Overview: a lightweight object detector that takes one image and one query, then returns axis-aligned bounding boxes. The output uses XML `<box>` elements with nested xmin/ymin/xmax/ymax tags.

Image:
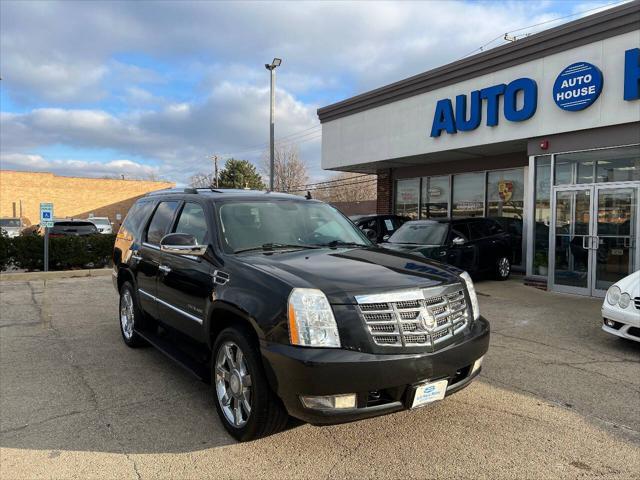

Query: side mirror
<box><xmin>160</xmin><ymin>233</ymin><xmax>207</xmax><ymax>256</ymax></box>
<box><xmin>362</xmin><ymin>228</ymin><xmax>377</xmax><ymax>242</ymax></box>
<box><xmin>382</xmin><ymin>234</ymin><xmax>390</xmax><ymax>242</ymax></box>
<box><xmin>452</xmin><ymin>237</ymin><xmax>466</xmax><ymax>246</ymax></box>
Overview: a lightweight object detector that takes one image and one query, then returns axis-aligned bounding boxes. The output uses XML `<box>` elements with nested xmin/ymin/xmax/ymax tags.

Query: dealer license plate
<box><xmin>411</xmin><ymin>379</ymin><xmax>448</xmax><ymax>408</ymax></box>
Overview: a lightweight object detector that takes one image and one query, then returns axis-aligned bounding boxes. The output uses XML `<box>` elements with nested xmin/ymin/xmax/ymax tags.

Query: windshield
<box><xmin>218</xmin><ymin>200</ymin><xmax>370</xmax><ymax>253</ymax></box>
<box><xmin>388</xmin><ymin>222</ymin><xmax>449</xmax><ymax>245</ymax></box>
<box><xmin>0</xmin><ymin>219</ymin><xmax>20</xmax><ymax>227</ymax></box>
<box><xmin>89</xmin><ymin>218</ymin><xmax>110</xmax><ymax>225</ymax></box>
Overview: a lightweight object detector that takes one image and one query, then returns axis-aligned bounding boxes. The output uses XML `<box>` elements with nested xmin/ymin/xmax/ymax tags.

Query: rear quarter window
<box><xmin>120</xmin><ymin>201</ymin><xmax>154</xmax><ymax>239</ymax></box>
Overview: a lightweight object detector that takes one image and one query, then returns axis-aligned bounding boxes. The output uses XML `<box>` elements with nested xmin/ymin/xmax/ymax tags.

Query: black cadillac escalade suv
<box><xmin>113</xmin><ymin>188</ymin><xmax>490</xmax><ymax>441</ymax></box>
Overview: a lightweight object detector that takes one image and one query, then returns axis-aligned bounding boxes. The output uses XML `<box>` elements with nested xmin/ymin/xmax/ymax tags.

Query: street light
<box><xmin>265</xmin><ymin>58</ymin><xmax>282</xmax><ymax>191</ymax></box>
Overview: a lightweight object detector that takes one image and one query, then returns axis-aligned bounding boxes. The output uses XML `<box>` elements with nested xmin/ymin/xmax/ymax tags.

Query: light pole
<box><xmin>265</xmin><ymin>57</ymin><xmax>282</xmax><ymax>191</ymax></box>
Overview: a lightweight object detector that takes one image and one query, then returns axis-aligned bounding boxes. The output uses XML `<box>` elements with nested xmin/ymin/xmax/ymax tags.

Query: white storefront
<box><xmin>318</xmin><ymin>3</ymin><xmax>640</xmax><ymax>296</ymax></box>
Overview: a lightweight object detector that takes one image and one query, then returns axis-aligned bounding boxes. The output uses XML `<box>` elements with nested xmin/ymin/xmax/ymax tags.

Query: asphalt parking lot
<box><xmin>1</xmin><ymin>275</ymin><xmax>639</xmax><ymax>479</ymax></box>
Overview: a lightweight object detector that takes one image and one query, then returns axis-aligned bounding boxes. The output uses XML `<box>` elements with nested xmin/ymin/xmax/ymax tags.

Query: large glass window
<box><xmin>452</xmin><ymin>172</ymin><xmax>485</xmax><ymax>218</ymax></box>
<box><xmin>421</xmin><ymin>176</ymin><xmax>449</xmax><ymax>218</ymax></box>
<box><xmin>395</xmin><ymin>178</ymin><xmax>420</xmax><ymax>219</ymax></box>
<box><xmin>555</xmin><ymin>145</ymin><xmax>640</xmax><ymax>185</ymax></box>
<box><xmin>533</xmin><ymin>156</ymin><xmax>551</xmax><ymax>276</ymax></box>
<box><xmin>487</xmin><ymin>168</ymin><xmax>524</xmax><ymax>266</ymax></box>
<box><xmin>596</xmin><ymin>145</ymin><xmax>640</xmax><ymax>183</ymax></box>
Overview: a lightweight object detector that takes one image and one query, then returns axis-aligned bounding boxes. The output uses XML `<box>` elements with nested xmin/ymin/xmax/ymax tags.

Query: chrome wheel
<box><xmin>120</xmin><ymin>289</ymin><xmax>135</xmax><ymax>340</ymax></box>
<box><xmin>215</xmin><ymin>341</ymin><xmax>252</xmax><ymax>428</ymax></box>
<box><xmin>498</xmin><ymin>257</ymin><xmax>510</xmax><ymax>278</ymax></box>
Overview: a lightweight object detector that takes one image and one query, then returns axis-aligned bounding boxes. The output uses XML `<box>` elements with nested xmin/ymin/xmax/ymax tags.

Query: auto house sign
<box><xmin>553</xmin><ymin>61</ymin><xmax>603</xmax><ymax>111</ymax></box>
<box><xmin>429</xmin><ymin>48</ymin><xmax>640</xmax><ymax>138</ymax></box>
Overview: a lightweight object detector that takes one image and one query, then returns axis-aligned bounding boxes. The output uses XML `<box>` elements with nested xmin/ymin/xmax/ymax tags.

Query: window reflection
<box><xmin>452</xmin><ymin>173</ymin><xmax>484</xmax><ymax>218</ymax></box>
<box><xmin>395</xmin><ymin>178</ymin><xmax>420</xmax><ymax>219</ymax></box>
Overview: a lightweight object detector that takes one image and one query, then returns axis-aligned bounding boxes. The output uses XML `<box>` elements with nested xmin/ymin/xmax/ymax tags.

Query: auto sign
<box><xmin>553</xmin><ymin>62</ymin><xmax>603</xmax><ymax>111</ymax></box>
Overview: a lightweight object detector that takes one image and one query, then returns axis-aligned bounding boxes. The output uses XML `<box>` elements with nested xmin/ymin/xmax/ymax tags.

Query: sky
<box><xmin>0</xmin><ymin>0</ymin><xmax>626</xmax><ymax>186</ymax></box>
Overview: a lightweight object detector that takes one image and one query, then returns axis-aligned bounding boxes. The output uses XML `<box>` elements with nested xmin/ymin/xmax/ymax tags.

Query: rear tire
<box><xmin>119</xmin><ymin>282</ymin><xmax>147</xmax><ymax>347</ymax></box>
<box><xmin>212</xmin><ymin>326</ymin><xmax>288</xmax><ymax>441</ymax></box>
<box><xmin>495</xmin><ymin>256</ymin><xmax>511</xmax><ymax>281</ymax></box>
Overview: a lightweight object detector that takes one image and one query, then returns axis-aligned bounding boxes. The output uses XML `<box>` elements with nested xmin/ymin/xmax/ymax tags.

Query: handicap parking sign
<box><xmin>40</xmin><ymin>203</ymin><xmax>54</xmax><ymax>228</ymax></box>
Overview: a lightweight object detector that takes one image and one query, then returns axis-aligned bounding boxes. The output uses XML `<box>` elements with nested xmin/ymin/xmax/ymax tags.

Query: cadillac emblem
<box><xmin>418</xmin><ymin>309</ymin><xmax>437</xmax><ymax>331</ymax></box>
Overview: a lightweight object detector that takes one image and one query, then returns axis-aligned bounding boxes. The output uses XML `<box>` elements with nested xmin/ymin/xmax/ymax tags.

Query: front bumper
<box><xmin>602</xmin><ymin>304</ymin><xmax>640</xmax><ymax>342</ymax></box>
<box><xmin>261</xmin><ymin>316</ymin><xmax>490</xmax><ymax>424</ymax></box>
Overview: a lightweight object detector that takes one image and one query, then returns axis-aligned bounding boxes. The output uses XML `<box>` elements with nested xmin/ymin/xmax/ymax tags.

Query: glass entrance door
<box><xmin>551</xmin><ymin>184</ymin><xmax>639</xmax><ymax>296</ymax></box>
<box><xmin>551</xmin><ymin>188</ymin><xmax>593</xmax><ymax>295</ymax></box>
<box><xmin>592</xmin><ymin>186</ymin><xmax>637</xmax><ymax>295</ymax></box>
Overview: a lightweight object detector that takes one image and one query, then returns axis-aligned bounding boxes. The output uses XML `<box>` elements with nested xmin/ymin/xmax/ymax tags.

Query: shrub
<box><xmin>0</xmin><ymin>231</ymin><xmax>13</xmax><ymax>272</ymax></box>
<box><xmin>2</xmin><ymin>234</ymin><xmax>116</xmax><ymax>272</ymax></box>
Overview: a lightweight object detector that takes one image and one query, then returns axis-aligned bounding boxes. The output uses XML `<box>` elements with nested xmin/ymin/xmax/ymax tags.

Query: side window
<box><xmin>450</xmin><ymin>224</ymin><xmax>469</xmax><ymax>242</ymax></box>
<box><xmin>363</xmin><ymin>219</ymin><xmax>377</xmax><ymax>230</ymax></box>
<box><xmin>468</xmin><ymin>221</ymin><xmax>491</xmax><ymax>240</ymax></box>
<box><xmin>145</xmin><ymin>201</ymin><xmax>179</xmax><ymax>245</ymax></box>
<box><xmin>486</xmin><ymin>219</ymin><xmax>504</xmax><ymax>236</ymax></box>
<box><xmin>174</xmin><ymin>202</ymin><xmax>208</xmax><ymax>245</ymax></box>
<box><xmin>121</xmin><ymin>201</ymin><xmax>153</xmax><ymax>238</ymax></box>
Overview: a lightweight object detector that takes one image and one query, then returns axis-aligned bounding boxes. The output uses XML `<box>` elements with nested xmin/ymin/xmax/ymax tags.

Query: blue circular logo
<box><xmin>553</xmin><ymin>62</ymin><xmax>603</xmax><ymax>111</ymax></box>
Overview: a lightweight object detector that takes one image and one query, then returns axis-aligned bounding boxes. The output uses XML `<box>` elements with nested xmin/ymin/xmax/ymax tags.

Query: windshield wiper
<box><xmin>318</xmin><ymin>240</ymin><xmax>366</xmax><ymax>248</ymax></box>
<box><xmin>233</xmin><ymin>243</ymin><xmax>320</xmax><ymax>254</ymax></box>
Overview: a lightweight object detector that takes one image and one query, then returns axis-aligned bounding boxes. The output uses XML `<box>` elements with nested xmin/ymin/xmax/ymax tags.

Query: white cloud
<box><xmin>0</xmin><ymin>0</ymin><xmax>620</xmax><ymax>183</ymax></box>
<box><xmin>0</xmin><ymin>153</ymin><xmax>160</xmax><ymax>179</ymax></box>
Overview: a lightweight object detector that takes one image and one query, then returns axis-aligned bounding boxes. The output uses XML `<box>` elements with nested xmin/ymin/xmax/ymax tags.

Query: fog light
<box><xmin>604</xmin><ymin>318</ymin><xmax>615</xmax><ymax>328</ymax></box>
<box><xmin>471</xmin><ymin>356</ymin><xmax>484</xmax><ymax>376</ymax></box>
<box><xmin>300</xmin><ymin>394</ymin><xmax>356</xmax><ymax>410</ymax></box>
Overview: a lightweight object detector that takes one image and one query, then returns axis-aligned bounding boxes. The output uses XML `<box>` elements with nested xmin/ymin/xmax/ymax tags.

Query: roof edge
<box><xmin>317</xmin><ymin>1</ymin><xmax>640</xmax><ymax>123</ymax></box>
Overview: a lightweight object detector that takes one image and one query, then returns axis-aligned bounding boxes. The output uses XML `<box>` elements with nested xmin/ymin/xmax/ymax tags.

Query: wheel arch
<box><xmin>116</xmin><ymin>266</ymin><xmax>136</xmax><ymax>293</ymax></box>
<box><xmin>206</xmin><ymin>301</ymin><xmax>264</xmax><ymax>350</ymax></box>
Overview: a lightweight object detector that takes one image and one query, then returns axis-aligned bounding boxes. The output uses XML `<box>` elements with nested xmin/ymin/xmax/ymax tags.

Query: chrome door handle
<box><xmin>130</xmin><ymin>251</ymin><xmax>143</xmax><ymax>261</ymax></box>
<box><xmin>158</xmin><ymin>265</ymin><xmax>171</xmax><ymax>274</ymax></box>
<box><xmin>582</xmin><ymin>236</ymin><xmax>589</xmax><ymax>249</ymax></box>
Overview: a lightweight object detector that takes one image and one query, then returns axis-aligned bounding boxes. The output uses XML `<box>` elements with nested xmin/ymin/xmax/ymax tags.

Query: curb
<box><xmin>0</xmin><ymin>269</ymin><xmax>113</xmax><ymax>282</ymax></box>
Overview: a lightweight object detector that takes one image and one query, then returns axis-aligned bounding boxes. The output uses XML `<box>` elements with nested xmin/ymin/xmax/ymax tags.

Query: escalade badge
<box><xmin>419</xmin><ymin>310</ymin><xmax>437</xmax><ymax>331</ymax></box>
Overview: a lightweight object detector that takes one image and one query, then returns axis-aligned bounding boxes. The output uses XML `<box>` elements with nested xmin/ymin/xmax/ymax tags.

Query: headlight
<box><xmin>618</xmin><ymin>293</ymin><xmax>631</xmax><ymax>309</ymax></box>
<box><xmin>460</xmin><ymin>272</ymin><xmax>480</xmax><ymax>321</ymax></box>
<box><xmin>606</xmin><ymin>285</ymin><xmax>621</xmax><ymax>306</ymax></box>
<box><xmin>288</xmin><ymin>288</ymin><xmax>341</xmax><ymax>348</ymax></box>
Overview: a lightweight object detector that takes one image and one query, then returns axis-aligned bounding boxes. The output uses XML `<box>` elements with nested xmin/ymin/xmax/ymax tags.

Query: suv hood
<box><xmin>238</xmin><ymin>247</ymin><xmax>461</xmax><ymax>304</ymax></box>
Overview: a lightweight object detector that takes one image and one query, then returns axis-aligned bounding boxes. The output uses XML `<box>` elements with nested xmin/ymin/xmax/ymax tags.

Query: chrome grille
<box><xmin>355</xmin><ymin>285</ymin><xmax>469</xmax><ymax>348</ymax></box>
<box><xmin>634</xmin><ymin>297</ymin><xmax>640</xmax><ymax>310</ymax></box>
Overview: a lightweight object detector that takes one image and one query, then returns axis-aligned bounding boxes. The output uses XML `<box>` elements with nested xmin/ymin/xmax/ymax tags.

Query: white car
<box><xmin>602</xmin><ymin>270</ymin><xmax>640</xmax><ymax>342</ymax></box>
<box><xmin>0</xmin><ymin>218</ymin><xmax>22</xmax><ymax>238</ymax></box>
<box><xmin>87</xmin><ymin>217</ymin><xmax>113</xmax><ymax>234</ymax></box>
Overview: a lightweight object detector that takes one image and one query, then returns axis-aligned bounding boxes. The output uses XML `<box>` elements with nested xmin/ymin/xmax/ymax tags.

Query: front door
<box><xmin>551</xmin><ymin>184</ymin><xmax>639</xmax><ymax>296</ymax></box>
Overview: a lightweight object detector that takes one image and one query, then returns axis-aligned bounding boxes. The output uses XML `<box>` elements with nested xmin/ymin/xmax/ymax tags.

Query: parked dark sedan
<box><xmin>350</xmin><ymin>214</ymin><xmax>410</xmax><ymax>243</ymax></box>
<box><xmin>381</xmin><ymin>218</ymin><xmax>512</xmax><ymax>280</ymax></box>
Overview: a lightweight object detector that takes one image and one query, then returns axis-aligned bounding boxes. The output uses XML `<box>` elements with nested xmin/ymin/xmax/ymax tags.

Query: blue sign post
<box><xmin>553</xmin><ymin>62</ymin><xmax>603</xmax><ymax>111</ymax></box>
<box><xmin>40</xmin><ymin>203</ymin><xmax>54</xmax><ymax>272</ymax></box>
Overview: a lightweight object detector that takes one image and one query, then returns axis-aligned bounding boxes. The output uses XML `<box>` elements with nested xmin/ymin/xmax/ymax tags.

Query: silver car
<box><xmin>0</xmin><ymin>218</ymin><xmax>22</xmax><ymax>238</ymax></box>
<box><xmin>87</xmin><ymin>217</ymin><xmax>113</xmax><ymax>234</ymax></box>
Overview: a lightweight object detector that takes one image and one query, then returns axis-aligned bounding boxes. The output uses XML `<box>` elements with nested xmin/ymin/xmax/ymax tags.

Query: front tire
<box><xmin>119</xmin><ymin>282</ymin><xmax>147</xmax><ymax>347</ymax></box>
<box><xmin>495</xmin><ymin>256</ymin><xmax>511</xmax><ymax>281</ymax></box>
<box><xmin>212</xmin><ymin>327</ymin><xmax>288</xmax><ymax>441</ymax></box>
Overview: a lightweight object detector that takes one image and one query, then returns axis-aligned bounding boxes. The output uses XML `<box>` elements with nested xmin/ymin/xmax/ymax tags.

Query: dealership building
<box><xmin>318</xmin><ymin>2</ymin><xmax>640</xmax><ymax>297</ymax></box>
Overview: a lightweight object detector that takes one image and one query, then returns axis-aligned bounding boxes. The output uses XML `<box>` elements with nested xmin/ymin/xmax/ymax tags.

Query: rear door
<box><xmin>155</xmin><ymin>201</ymin><xmax>215</xmax><ymax>340</ymax></box>
<box><xmin>137</xmin><ymin>200</ymin><xmax>181</xmax><ymax>319</ymax></box>
<box><xmin>468</xmin><ymin>220</ymin><xmax>495</xmax><ymax>271</ymax></box>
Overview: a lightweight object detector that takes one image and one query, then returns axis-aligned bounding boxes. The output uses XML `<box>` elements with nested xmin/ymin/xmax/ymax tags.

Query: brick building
<box><xmin>0</xmin><ymin>170</ymin><xmax>174</xmax><ymax>229</ymax></box>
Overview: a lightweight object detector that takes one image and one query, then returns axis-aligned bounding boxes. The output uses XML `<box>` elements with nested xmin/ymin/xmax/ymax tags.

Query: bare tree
<box><xmin>262</xmin><ymin>145</ymin><xmax>308</xmax><ymax>193</ymax></box>
<box><xmin>189</xmin><ymin>172</ymin><xmax>216</xmax><ymax>188</ymax></box>
<box><xmin>313</xmin><ymin>172</ymin><xmax>377</xmax><ymax>203</ymax></box>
